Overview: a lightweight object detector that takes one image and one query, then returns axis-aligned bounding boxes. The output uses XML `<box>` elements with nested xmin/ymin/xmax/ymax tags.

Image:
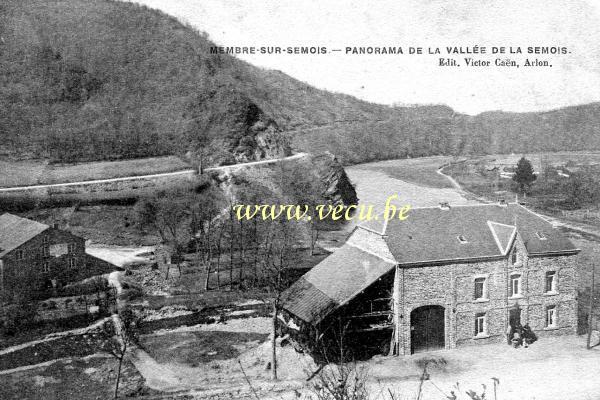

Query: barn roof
<box><xmin>281</xmin><ymin>244</ymin><xmax>395</xmax><ymax>324</ymax></box>
<box><xmin>0</xmin><ymin>213</ymin><xmax>49</xmax><ymax>258</ymax></box>
<box><xmin>281</xmin><ymin>203</ymin><xmax>578</xmax><ymax>325</ymax></box>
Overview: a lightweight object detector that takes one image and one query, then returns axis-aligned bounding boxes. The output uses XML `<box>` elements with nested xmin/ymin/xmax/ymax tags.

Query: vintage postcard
<box><xmin>1</xmin><ymin>1</ymin><xmax>599</xmax><ymax>399</ymax></box>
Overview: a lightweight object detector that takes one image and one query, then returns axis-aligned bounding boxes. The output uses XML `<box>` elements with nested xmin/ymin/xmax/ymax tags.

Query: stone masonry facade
<box><xmin>395</xmin><ymin>233</ymin><xmax>578</xmax><ymax>355</ymax></box>
<box><xmin>0</xmin><ymin>227</ymin><xmax>115</xmax><ymax>304</ymax></box>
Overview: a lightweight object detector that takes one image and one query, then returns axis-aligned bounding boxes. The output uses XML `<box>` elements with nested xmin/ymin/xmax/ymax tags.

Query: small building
<box><xmin>280</xmin><ymin>203</ymin><xmax>580</xmax><ymax>359</ymax></box>
<box><xmin>0</xmin><ymin>213</ymin><xmax>116</xmax><ymax>304</ymax></box>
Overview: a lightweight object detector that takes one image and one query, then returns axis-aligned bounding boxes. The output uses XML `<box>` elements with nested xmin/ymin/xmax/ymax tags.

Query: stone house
<box><xmin>0</xmin><ymin>213</ymin><xmax>117</xmax><ymax>304</ymax></box>
<box><xmin>280</xmin><ymin>203</ymin><xmax>580</xmax><ymax>358</ymax></box>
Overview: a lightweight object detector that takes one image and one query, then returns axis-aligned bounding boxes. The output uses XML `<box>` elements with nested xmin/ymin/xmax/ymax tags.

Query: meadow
<box><xmin>0</xmin><ymin>156</ymin><xmax>191</xmax><ymax>188</ymax></box>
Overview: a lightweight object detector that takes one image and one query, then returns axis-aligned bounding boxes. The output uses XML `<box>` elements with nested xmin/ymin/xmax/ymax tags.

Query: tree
<box><xmin>279</xmin><ymin>160</ymin><xmax>328</xmax><ymax>256</ymax></box>
<box><xmin>187</xmin><ymin>182</ymin><xmax>225</xmax><ymax>290</ymax></box>
<box><xmin>134</xmin><ymin>185</ymin><xmax>196</xmax><ymax>279</ymax></box>
<box><xmin>260</xmin><ymin>217</ymin><xmax>304</xmax><ymax>380</ymax></box>
<box><xmin>512</xmin><ymin>157</ymin><xmax>537</xmax><ymax>194</ymax></box>
<box><xmin>308</xmin><ymin>322</ymin><xmax>369</xmax><ymax>400</ymax></box>
<box><xmin>563</xmin><ymin>168</ymin><xmax>599</xmax><ymax>208</ymax></box>
<box><xmin>100</xmin><ymin>308</ymin><xmax>141</xmax><ymax>399</ymax></box>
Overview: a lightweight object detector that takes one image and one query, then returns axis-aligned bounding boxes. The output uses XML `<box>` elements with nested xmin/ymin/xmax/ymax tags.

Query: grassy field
<box><xmin>484</xmin><ymin>151</ymin><xmax>600</xmax><ymax>169</ymax></box>
<box><xmin>141</xmin><ymin>330</ymin><xmax>269</xmax><ymax>365</ymax></box>
<box><xmin>0</xmin><ymin>160</ymin><xmax>49</xmax><ymax>187</ymax></box>
<box><xmin>443</xmin><ymin>151</ymin><xmax>600</xmax><ymax>215</ymax></box>
<box><xmin>0</xmin><ymin>355</ymin><xmax>148</xmax><ymax>400</ymax></box>
<box><xmin>0</xmin><ymin>156</ymin><xmax>191</xmax><ymax>188</ymax></box>
<box><xmin>25</xmin><ymin>205</ymin><xmax>161</xmax><ymax>246</ymax></box>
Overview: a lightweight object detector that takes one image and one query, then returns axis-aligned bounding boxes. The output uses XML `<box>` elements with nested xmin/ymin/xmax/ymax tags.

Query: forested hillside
<box><xmin>1</xmin><ymin>0</ymin><xmax>599</xmax><ymax>166</ymax></box>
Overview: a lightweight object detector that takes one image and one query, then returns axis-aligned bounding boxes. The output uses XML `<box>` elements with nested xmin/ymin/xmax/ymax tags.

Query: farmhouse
<box><xmin>280</xmin><ymin>203</ymin><xmax>580</xmax><ymax>359</ymax></box>
<box><xmin>0</xmin><ymin>213</ymin><xmax>116</xmax><ymax>304</ymax></box>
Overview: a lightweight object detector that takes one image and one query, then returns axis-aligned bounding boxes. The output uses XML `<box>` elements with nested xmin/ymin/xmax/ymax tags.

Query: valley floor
<box><xmin>3</xmin><ymin>153</ymin><xmax>600</xmax><ymax>400</ymax></box>
<box><xmin>123</xmin><ymin>318</ymin><xmax>600</xmax><ymax>400</ymax></box>
<box><xmin>2</xmin><ymin>312</ymin><xmax>599</xmax><ymax>400</ymax></box>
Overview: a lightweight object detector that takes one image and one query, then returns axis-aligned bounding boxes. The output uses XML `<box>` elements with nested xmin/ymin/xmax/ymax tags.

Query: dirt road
<box><xmin>0</xmin><ymin>153</ymin><xmax>308</xmax><ymax>193</ymax></box>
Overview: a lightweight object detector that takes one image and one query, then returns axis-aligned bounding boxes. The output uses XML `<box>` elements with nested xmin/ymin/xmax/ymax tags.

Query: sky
<box><xmin>127</xmin><ymin>0</ymin><xmax>600</xmax><ymax>115</ymax></box>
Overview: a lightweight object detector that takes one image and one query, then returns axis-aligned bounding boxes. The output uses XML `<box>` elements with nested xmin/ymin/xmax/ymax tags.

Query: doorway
<box><xmin>410</xmin><ymin>305</ymin><xmax>445</xmax><ymax>354</ymax></box>
<box><xmin>509</xmin><ymin>305</ymin><xmax>521</xmax><ymax>328</ymax></box>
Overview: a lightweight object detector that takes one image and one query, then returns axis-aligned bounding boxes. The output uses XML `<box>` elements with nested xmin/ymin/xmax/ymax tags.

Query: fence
<box><xmin>36</xmin><ymin>289</ymin><xmax>116</xmax><ymax>321</ymax></box>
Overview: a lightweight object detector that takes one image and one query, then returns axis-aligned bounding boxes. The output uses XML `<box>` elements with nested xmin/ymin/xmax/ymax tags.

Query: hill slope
<box><xmin>0</xmin><ymin>0</ymin><xmax>394</xmax><ymax>164</ymax></box>
<box><xmin>1</xmin><ymin>0</ymin><xmax>599</xmax><ymax>166</ymax></box>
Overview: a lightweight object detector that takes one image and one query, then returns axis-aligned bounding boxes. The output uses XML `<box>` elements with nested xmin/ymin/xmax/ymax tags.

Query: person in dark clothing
<box><xmin>506</xmin><ymin>324</ymin><xmax>513</xmax><ymax>345</ymax></box>
<box><xmin>510</xmin><ymin>323</ymin><xmax>524</xmax><ymax>347</ymax></box>
<box><xmin>522</xmin><ymin>323</ymin><xmax>537</xmax><ymax>345</ymax></box>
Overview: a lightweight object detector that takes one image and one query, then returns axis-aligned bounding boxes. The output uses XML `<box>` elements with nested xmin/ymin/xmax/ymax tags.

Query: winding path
<box><xmin>0</xmin><ymin>153</ymin><xmax>308</xmax><ymax>193</ymax></box>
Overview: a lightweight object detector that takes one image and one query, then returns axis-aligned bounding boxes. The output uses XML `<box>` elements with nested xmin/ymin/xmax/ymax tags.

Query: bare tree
<box><xmin>100</xmin><ymin>308</ymin><xmax>140</xmax><ymax>399</ymax></box>
<box><xmin>134</xmin><ymin>189</ymin><xmax>190</xmax><ymax>279</ymax></box>
<box><xmin>260</xmin><ymin>218</ymin><xmax>303</xmax><ymax>380</ymax></box>
<box><xmin>188</xmin><ymin>186</ymin><xmax>223</xmax><ymax>291</ymax></box>
<box><xmin>135</xmin><ymin>180</ymin><xmax>224</xmax><ymax>282</ymax></box>
<box><xmin>308</xmin><ymin>322</ymin><xmax>369</xmax><ymax>400</ymax></box>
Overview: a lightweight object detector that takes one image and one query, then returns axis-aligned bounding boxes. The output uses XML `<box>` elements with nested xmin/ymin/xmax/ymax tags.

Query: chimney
<box><xmin>52</xmin><ymin>223</ymin><xmax>60</xmax><ymax>229</ymax></box>
<box><xmin>439</xmin><ymin>201</ymin><xmax>451</xmax><ymax>210</ymax></box>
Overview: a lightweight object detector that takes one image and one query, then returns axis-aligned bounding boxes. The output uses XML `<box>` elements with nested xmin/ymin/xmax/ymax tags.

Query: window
<box><xmin>457</xmin><ymin>235</ymin><xmax>468</xmax><ymax>244</ymax></box>
<box><xmin>511</xmin><ymin>249</ymin><xmax>518</xmax><ymax>265</ymax></box>
<box><xmin>40</xmin><ymin>246</ymin><xmax>49</xmax><ymax>258</ymax></box>
<box><xmin>68</xmin><ymin>243</ymin><xmax>76</xmax><ymax>253</ymax></box>
<box><xmin>536</xmin><ymin>231</ymin><xmax>547</xmax><ymax>240</ymax></box>
<box><xmin>43</xmin><ymin>262</ymin><xmax>50</xmax><ymax>273</ymax></box>
<box><xmin>15</xmin><ymin>249</ymin><xmax>24</xmax><ymax>261</ymax></box>
<box><xmin>546</xmin><ymin>305</ymin><xmax>557</xmax><ymax>327</ymax></box>
<box><xmin>474</xmin><ymin>313</ymin><xmax>487</xmax><ymax>336</ymax></box>
<box><xmin>69</xmin><ymin>258</ymin><xmax>76</xmax><ymax>268</ymax></box>
<box><xmin>474</xmin><ymin>277</ymin><xmax>487</xmax><ymax>300</ymax></box>
<box><xmin>42</xmin><ymin>236</ymin><xmax>49</xmax><ymax>245</ymax></box>
<box><xmin>545</xmin><ymin>271</ymin><xmax>557</xmax><ymax>293</ymax></box>
<box><xmin>510</xmin><ymin>274</ymin><xmax>522</xmax><ymax>297</ymax></box>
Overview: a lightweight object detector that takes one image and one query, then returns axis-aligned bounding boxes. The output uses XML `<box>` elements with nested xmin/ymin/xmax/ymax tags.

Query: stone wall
<box><xmin>0</xmin><ymin>227</ymin><xmax>117</xmax><ymax>304</ymax></box>
<box><xmin>396</xmin><ymin>235</ymin><xmax>579</xmax><ymax>354</ymax></box>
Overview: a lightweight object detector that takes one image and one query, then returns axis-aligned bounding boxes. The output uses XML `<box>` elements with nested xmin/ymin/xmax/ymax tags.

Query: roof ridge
<box><xmin>346</xmin><ymin>242</ymin><xmax>397</xmax><ymax>264</ymax></box>
<box><xmin>515</xmin><ymin>203</ymin><xmax>555</xmax><ymax>224</ymax></box>
<box><xmin>357</xmin><ymin>224</ymin><xmax>386</xmax><ymax>236</ymax></box>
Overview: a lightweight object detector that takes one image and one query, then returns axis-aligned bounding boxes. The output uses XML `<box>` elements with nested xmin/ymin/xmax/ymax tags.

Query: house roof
<box><xmin>0</xmin><ymin>213</ymin><xmax>49</xmax><ymax>258</ymax></box>
<box><xmin>363</xmin><ymin>203</ymin><xmax>578</xmax><ymax>264</ymax></box>
<box><xmin>488</xmin><ymin>221</ymin><xmax>517</xmax><ymax>255</ymax></box>
<box><xmin>282</xmin><ymin>203</ymin><xmax>579</xmax><ymax>325</ymax></box>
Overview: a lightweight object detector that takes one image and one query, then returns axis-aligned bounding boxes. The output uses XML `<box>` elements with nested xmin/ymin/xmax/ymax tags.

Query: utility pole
<box><xmin>587</xmin><ymin>264</ymin><xmax>596</xmax><ymax>349</ymax></box>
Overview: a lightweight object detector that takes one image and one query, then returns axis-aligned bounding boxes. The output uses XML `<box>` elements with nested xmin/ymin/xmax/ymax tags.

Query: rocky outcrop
<box><xmin>209</xmin><ymin>150</ymin><xmax>358</xmax><ymax>209</ymax></box>
<box><xmin>226</xmin><ymin>97</ymin><xmax>292</xmax><ymax>164</ymax></box>
<box><xmin>310</xmin><ymin>152</ymin><xmax>358</xmax><ymax>206</ymax></box>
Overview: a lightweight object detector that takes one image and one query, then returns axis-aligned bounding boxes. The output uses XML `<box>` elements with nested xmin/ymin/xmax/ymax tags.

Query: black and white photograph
<box><xmin>1</xmin><ymin>1</ymin><xmax>600</xmax><ymax>399</ymax></box>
